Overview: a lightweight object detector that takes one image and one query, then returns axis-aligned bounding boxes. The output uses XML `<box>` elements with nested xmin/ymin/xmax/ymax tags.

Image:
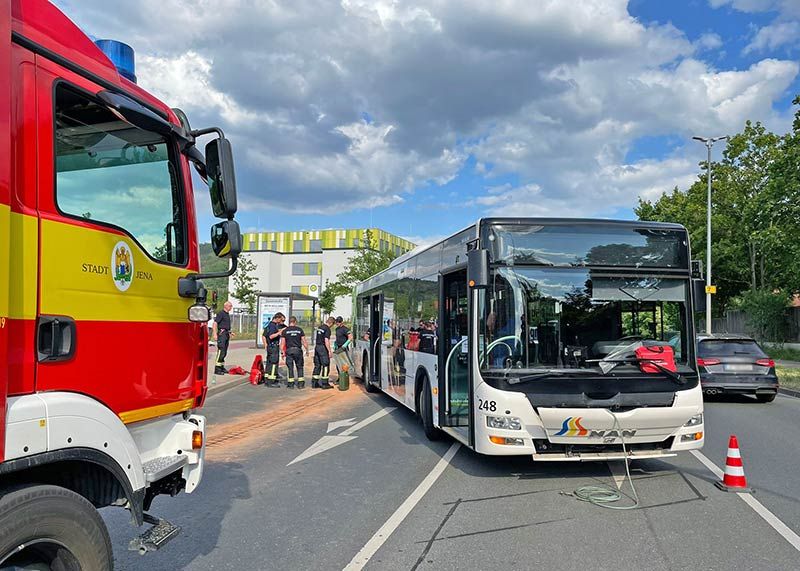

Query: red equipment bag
<box><xmin>634</xmin><ymin>345</ymin><xmax>676</xmax><ymax>373</ymax></box>
<box><xmin>249</xmin><ymin>355</ymin><xmax>264</xmax><ymax>385</ymax></box>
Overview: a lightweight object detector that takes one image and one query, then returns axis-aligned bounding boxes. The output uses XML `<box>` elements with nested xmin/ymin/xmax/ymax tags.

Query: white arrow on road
<box><xmin>327</xmin><ymin>418</ymin><xmax>357</xmax><ymax>433</ymax></box>
<box><xmin>288</xmin><ymin>407</ymin><xmax>395</xmax><ymax>466</ymax></box>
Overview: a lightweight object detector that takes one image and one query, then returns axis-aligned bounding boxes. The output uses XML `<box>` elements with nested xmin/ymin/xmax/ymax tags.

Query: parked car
<box><xmin>697</xmin><ymin>334</ymin><xmax>778</xmax><ymax>402</ymax></box>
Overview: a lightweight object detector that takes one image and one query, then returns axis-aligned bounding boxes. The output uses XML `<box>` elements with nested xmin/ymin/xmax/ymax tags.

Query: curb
<box><xmin>778</xmin><ymin>387</ymin><xmax>800</xmax><ymax>399</ymax></box>
<box><xmin>207</xmin><ymin>376</ymin><xmax>250</xmax><ymax>397</ymax></box>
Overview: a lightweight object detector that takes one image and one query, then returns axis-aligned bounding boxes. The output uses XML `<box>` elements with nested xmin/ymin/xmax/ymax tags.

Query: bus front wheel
<box><xmin>421</xmin><ymin>377</ymin><xmax>442</xmax><ymax>441</ymax></box>
<box><xmin>0</xmin><ymin>484</ymin><xmax>112</xmax><ymax>571</ymax></box>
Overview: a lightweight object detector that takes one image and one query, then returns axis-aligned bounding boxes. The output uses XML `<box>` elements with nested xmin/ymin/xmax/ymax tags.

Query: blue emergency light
<box><xmin>94</xmin><ymin>39</ymin><xmax>137</xmax><ymax>83</ymax></box>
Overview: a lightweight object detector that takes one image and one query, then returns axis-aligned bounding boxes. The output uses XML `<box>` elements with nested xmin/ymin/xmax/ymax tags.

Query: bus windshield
<box><xmin>486</xmin><ymin>223</ymin><xmax>688</xmax><ymax>268</ymax></box>
<box><xmin>479</xmin><ymin>267</ymin><xmax>690</xmax><ymax>375</ymax></box>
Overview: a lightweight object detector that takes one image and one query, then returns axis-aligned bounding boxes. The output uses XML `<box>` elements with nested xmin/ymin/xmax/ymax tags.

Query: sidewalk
<box><xmin>207</xmin><ymin>341</ymin><xmax>335</xmax><ymax>396</ymax></box>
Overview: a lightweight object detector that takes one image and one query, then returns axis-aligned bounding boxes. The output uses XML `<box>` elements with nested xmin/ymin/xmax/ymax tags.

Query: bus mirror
<box><xmin>467</xmin><ymin>249</ymin><xmax>489</xmax><ymax>289</ymax></box>
<box><xmin>691</xmin><ymin>260</ymin><xmax>704</xmax><ymax>280</ymax></box>
<box><xmin>211</xmin><ymin>220</ymin><xmax>242</xmax><ymax>259</ymax></box>
<box><xmin>692</xmin><ymin>279</ymin><xmax>707</xmax><ymax>313</ymax></box>
<box><xmin>206</xmin><ymin>137</ymin><xmax>238</xmax><ymax>219</ymax></box>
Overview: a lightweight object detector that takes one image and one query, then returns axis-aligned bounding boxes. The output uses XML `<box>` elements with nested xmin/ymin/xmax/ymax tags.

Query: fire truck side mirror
<box><xmin>211</xmin><ymin>220</ymin><xmax>242</xmax><ymax>259</ymax></box>
<box><xmin>206</xmin><ymin>137</ymin><xmax>238</xmax><ymax>219</ymax></box>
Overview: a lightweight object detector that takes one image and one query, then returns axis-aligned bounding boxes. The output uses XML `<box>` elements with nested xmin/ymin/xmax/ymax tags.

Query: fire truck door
<box><xmin>34</xmin><ymin>58</ymin><xmax>199</xmax><ymax>421</ymax></box>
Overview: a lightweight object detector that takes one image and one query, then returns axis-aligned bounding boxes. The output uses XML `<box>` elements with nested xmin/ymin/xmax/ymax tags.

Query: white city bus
<box><xmin>352</xmin><ymin>218</ymin><xmax>706</xmax><ymax>460</ymax></box>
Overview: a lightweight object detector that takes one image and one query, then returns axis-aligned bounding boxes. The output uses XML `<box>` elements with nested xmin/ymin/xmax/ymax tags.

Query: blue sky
<box><xmin>59</xmin><ymin>0</ymin><xmax>800</xmax><ymax>247</ymax></box>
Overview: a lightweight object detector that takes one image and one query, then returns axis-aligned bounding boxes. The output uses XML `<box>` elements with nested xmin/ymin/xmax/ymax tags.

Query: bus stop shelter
<box><xmin>255</xmin><ymin>292</ymin><xmax>319</xmax><ymax>348</ymax></box>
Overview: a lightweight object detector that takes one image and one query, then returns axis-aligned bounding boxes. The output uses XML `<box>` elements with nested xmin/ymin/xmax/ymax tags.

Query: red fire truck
<box><xmin>0</xmin><ymin>1</ymin><xmax>241</xmax><ymax>568</ymax></box>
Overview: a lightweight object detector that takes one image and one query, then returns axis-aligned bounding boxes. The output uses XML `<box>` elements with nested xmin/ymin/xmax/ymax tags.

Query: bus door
<box><xmin>369</xmin><ymin>293</ymin><xmax>383</xmax><ymax>386</ymax></box>
<box><xmin>439</xmin><ymin>269</ymin><xmax>470</xmax><ymax>431</ymax></box>
<box><xmin>381</xmin><ymin>296</ymin><xmax>396</xmax><ymax>391</ymax></box>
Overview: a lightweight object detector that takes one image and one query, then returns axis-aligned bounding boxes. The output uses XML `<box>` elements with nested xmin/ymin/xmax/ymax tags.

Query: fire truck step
<box><xmin>142</xmin><ymin>454</ymin><xmax>188</xmax><ymax>483</ymax></box>
<box><xmin>129</xmin><ymin>514</ymin><xmax>181</xmax><ymax>555</ymax></box>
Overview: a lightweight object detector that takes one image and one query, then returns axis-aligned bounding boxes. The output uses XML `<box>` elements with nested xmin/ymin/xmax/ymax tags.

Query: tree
<box><xmin>319</xmin><ymin>230</ymin><xmax>396</xmax><ymax>314</ymax></box>
<box><xmin>636</xmin><ymin>117</ymin><xmax>800</xmax><ymax>312</ymax></box>
<box><xmin>231</xmin><ymin>255</ymin><xmax>258</xmax><ymax>313</ymax></box>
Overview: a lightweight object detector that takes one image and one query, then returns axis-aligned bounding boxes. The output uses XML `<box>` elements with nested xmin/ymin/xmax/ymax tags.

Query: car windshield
<box><xmin>699</xmin><ymin>339</ymin><xmax>767</xmax><ymax>358</ymax></box>
<box><xmin>479</xmin><ymin>267</ymin><xmax>690</xmax><ymax>375</ymax></box>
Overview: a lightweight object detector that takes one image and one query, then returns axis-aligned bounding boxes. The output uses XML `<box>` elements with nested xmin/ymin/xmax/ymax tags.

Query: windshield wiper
<box><xmin>504</xmin><ymin>369</ymin><xmax>597</xmax><ymax>386</ymax></box>
<box><xmin>594</xmin><ymin>358</ymin><xmax>688</xmax><ymax>386</ymax></box>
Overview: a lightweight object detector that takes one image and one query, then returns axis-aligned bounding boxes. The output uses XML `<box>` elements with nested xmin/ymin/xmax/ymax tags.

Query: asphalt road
<box><xmin>102</xmin><ymin>382</ymin><xmax>800</xmax><ymax>570</ymax></box>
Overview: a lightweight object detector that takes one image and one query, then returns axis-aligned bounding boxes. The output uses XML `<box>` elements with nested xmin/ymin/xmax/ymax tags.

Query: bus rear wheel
<box><xmin>421</xmin><ymin>377</ymin><xmax>442</xmax><ymax>441</ymax></box>
<box><xmin>0</xmin><ymin>484</ymin><xmax>112</xmax><ymax>571</ymax></box>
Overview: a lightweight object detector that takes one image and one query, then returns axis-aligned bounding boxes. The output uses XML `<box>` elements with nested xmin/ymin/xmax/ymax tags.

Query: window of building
<box><xmin>380</xmin><ymin>239</ymin><xmax>389</xmax><ymax>252</ymax></box>
<box><xmin>292</xmin><ymin>263</ymin><xmax>304</xmax><ymax>275</ymax></box>
<box><xmin>353</xmin><ymin>238</ymin><xmax>359</xmax><ymax>248</ymax></box>
<box><xmin>291</xmin><ymin>285</ymin><xmax>303</xmax><ymax>294</ymax></box>
<box><xmin>54</xmin><ymin>84</ymin><xmax>187</xmax><ymax>264</ymax></box>
<box><xmin>249</xmin><ymin>239</ymin><xmax>256</xmax><ymax>250</ymax></box>
<box><xmin>293</xmin><ymin>239</ymin><xmax>304</xmax><ymax>253</ymax></box>
<box><xmin>339</xmin><ymin>238</ymin><xmax>347</xmax><ymax>248</ymax></box>
<box><xmin>309</xmin><ymin>262</ymin><xmax>320</xmax><ymax>275</ymax></box>
<box><xmin>309</xmin><ymin>239</ymin><xmax>322</xmax><ymax>253</ymax></box>
<box><xmin>270</xmin><ymin>240</ymin><xmax>277</xmax><ymax>251</ymax></box>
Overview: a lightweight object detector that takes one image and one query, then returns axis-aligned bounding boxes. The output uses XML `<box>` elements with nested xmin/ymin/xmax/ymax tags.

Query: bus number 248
<box><xmin>478</xmin><ymin>398</ymin><xmax>496</xmax><ymax>412</ymax></box>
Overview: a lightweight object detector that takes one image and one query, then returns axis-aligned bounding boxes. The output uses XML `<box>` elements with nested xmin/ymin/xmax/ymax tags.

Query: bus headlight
<box><xmin>486</xmin><ymin>416</ymin><xmax>522</xmax><ymax>430</ymax></box>
<box><xmin>684</xmin><ymin>413</ymin><xmax>703</xmax><ymax>427</ymax></box>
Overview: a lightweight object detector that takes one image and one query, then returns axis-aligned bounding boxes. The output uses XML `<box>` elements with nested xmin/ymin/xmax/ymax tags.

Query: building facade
<box><xmin>229</xmin><ymin>228</ymin><xmax>415</xmax><ymax>319</ymax></box>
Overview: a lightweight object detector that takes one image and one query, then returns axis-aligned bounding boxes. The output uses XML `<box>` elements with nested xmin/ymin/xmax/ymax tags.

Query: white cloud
<box><xmin>743</xmin><ymin>21</ymin><xmax>800</xmax><ymax>53</ymax></box>
<box><xmin>696</xmin><ymin>32</ymin><xmax>724</xmax><ymax>51</ymax></box>
<box><xmin>57</xmin><ymin>0</ymin><xmax>800</xmax><ymax>224</ymax></box>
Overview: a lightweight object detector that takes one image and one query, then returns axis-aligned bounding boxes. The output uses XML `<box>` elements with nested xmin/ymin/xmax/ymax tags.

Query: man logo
<box><xmin>554</xmin><ymin>416</ymin><xmax>637</xmax><ymax>439</ymax></box>
<box><xmin>111</xmin><ymin>241</ymin><xmax>134</xmax><ymax>292</ymax></box>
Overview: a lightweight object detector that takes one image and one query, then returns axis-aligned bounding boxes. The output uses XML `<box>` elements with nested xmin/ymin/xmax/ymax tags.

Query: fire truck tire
<box><xmin>421</xmin><ymin>377</ymin><xmax>442</xmax><ymax>441</ymax></box>
<box><xmin>0</xmin><ymin>484</ymin><xmax>112</xmax><ymax>570</ymax></box>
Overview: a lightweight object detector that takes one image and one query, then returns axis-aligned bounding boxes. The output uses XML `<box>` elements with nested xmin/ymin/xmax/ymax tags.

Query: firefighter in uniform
<box><xmin>212</xmin><ymin>301</ymin><xmax>234</xmax><ymax>375</ymax></box>
<box><xmin>418</xmin><ymin>321</ymin><xmax>436</xmax><ymax>354</ymax></box>
<box><xmin>282</xmin><ymin>316</ymin><xmax>308</xmax><ymax>388</ymax></box>
<box><xmin>261</xmin><ymin>312</ymin><xmax>285</xmax><ymax>386</ymax></box>
<box><xmin>312</xmin><ymin>317</ymin><xmax>336</xmax><ymax>389</ymax></box>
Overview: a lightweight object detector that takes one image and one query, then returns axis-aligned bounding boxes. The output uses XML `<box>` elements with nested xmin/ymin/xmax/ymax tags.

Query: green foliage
<box><xmin>777</xmin><ymin>367</ymin><xmax>800</xmax><ymax>390</ymax></box>
<box><xmin>199</xmin><ymin>242</ymin><xmax>230</xmax><ymax>308</ymax></box>
<box><xmin>636</xmin><ymin>115</ymin><xmax>800</xmax><ymax>312</ymax></box>
<box><xmin>320</xmin><ymin>230</ymin><xmax>396</xmax><ymax>314</ymax></box>
<box><xmin>767</xmin><ymin>346</ymin><xmax>800</xmax><ymax>361</ymax></box>
<box><xmin>739</xmin><ymin>289</ymin><xmax>790</xmax><ymax>342</ymax></box>
<box><xmin>231</xmin><ymin>255</ymin><xmax>259</xmax><ymax>313</ymax></box>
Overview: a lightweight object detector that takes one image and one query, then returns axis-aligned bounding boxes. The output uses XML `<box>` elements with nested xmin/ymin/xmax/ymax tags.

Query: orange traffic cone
<box><xmin>715</xmin><ymin>435</ymin><xmax>753</xmax><ymax>493</ymax></box>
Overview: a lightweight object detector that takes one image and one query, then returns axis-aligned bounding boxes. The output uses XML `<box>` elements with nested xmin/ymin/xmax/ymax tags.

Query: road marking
<box><xmin>327</xmin><ymin>418</ymin><xmax>357</xmax><ymax>433</ymax></box>
<box><xmin>287</xmin><ymin>407</ymin><xmax>395</xmax><ymax>466</ymax></box>
<box><xmin>343</xmin><ymin>442</ymin><xmax>460</xmax><ymax>571</ymax></box>
<box><xmin>607</xmin><ymin>461</ymin><xmax>626</xmax><ymax>489</ymax></box>
<box><xmin>340</xmin><ymin>408</ymin><xmax>394</xmax><ymax>436</ymax></box>
<box><xmin>691</xmin><ymin>450</ymin><xmax>800</xmax><ymax>552</ymax></box>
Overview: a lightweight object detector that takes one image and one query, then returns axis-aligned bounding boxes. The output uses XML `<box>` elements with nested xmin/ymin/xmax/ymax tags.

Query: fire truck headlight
<box><xmin>188</xmin><ymin>304</ymin><xmax>212</xmax><ymax>323</ymax></box>
<box><xmin>683</xmin><ymin>413</ymin><xmax>703</xmax><ymax>427</ymax></box>
<box><xmin>486</xmin><ymin>416</ymin><xmax>522</xmax><ymax>430</ymax></box>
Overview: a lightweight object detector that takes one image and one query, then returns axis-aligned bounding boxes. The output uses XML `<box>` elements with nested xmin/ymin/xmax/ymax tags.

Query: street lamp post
<box><xmin>692</xmin><ymin>135</ymin><xmax>729</xmax><ymax>335</ymax></box>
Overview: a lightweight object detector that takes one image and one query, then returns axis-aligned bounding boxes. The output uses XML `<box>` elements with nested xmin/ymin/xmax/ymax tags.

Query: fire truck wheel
<box><xmin>0</xmin><ymin>484</ymin><xmax>112</xmax><ymax>571</ymax></box>
<box><xmin>421</xmin><ymin>376</ymin><xmax>441</xmax><ymax>441</ymax></box>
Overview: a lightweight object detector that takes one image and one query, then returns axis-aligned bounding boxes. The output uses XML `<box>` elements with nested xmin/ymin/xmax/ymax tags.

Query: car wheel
<box><xmin>757</xmin><ymin>393</ymin><xmax>776</xmax><ymax>403</ymax></box>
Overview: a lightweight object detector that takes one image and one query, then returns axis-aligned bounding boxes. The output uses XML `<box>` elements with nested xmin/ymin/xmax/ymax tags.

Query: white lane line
<box><xmin>343</xmin><ymin>442</ymin><xmax>461</xmax><ymax>571</ymax></box>
<box><xmin>691</xmin><ymin>450</ymin><xmax>800</xmax><ymax>552</ymax></box>
<box><xmin>340</xmin><ymin>408</ymin><xmax>395</xmax><ymax>437</ymax></box>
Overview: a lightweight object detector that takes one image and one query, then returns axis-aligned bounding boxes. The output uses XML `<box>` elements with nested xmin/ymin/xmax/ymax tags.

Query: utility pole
<box><xmin>692</xmin><ymin>135</ymin><xmax>729</xmax><ymax>334</ymax></box>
